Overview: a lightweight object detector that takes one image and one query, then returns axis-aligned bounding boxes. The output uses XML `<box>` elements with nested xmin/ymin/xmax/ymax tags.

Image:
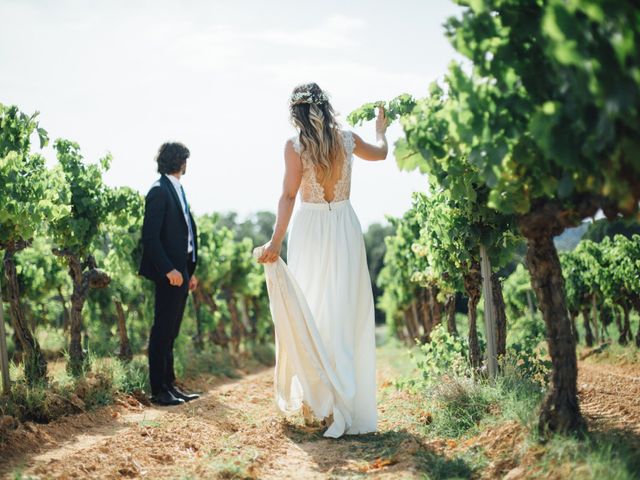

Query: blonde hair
<box><xmin>289</xmin><ymin>83</ymin><xmax>345</xmax><ymax>181</ymax></box>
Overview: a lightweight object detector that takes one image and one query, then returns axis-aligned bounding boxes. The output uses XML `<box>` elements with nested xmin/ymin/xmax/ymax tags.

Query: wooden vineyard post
<box><xmin>526</xmin><ymin>290</ymin><xmax>536</xmax><ymax>322</ymax></box>
<box><xmin>592</xmin><ymin>295</ymin><xmax>600</xmax><ymax>344</ymax></box>
<box><xmin>0</xmin><ymin>289</ymin><xmax>11</xmax><ymax>395</ymax></box>
<box><xmin>479</xmin><ymin>245</ymin><xmax>498</xmax><ymax>378</ymax></box>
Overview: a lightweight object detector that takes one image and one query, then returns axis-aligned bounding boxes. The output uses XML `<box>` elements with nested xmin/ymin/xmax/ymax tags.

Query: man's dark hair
<box><xmin>156</xmin><ymin>142</ymin><xmax>190</xmax><ymax>174</ymax></box>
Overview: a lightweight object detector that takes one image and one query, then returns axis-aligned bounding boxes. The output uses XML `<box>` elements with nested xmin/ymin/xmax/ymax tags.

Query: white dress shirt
<box><xmin>165</xmin><ymin>174</ymin><xmax>195</xmax><ymax>259</ymax></box>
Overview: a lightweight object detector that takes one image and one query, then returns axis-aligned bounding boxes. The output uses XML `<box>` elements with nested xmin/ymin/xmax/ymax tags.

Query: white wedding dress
<box><xmin>256</xmin><ymin>130</ymin><xmax>377</xmax><ymax>438</ymax></box>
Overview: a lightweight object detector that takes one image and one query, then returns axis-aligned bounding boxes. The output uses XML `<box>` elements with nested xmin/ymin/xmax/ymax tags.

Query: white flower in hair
<box><xmin>290</xmin><ymin>90</ymin><xmax>329</xmax><ymax>106</ymax></box>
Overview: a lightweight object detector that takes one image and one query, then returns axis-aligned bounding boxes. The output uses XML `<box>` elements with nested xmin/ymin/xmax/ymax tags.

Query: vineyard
<box><xmin>349</xmin><ymin>0</ymin><xmax>640</xmax><ymax>436</ymax></box>
<box><xmin>0</xmin><ymin>103</ymin><xmax>274</xmax><ymax>394</ymax></box>
<box><xmin>2</xmin><ymin>0</ymin><xmax>640</xmax><ymax>478</ymax></box>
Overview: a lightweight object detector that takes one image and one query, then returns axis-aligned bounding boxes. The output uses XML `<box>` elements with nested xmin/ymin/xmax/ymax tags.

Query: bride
<box><xmin>257</xmin><ymin>82</ymin><xmax>388</xmax><ymax>438</ymax></box>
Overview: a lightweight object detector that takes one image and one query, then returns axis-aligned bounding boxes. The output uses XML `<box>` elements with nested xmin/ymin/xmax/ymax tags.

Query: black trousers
<box><xmin>148</xmin><ymin>273</ymin><xmax>189</xmax><ymax>396</ymax></box>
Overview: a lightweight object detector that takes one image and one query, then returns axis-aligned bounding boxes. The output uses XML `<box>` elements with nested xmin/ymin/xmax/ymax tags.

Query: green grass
<box><xmin>528</xmin><ymin>430</ymin><xmax>640</xmax><ymax>480</ymax></box>
<box><xmin>11</xmin><ymin>472</ymin><xmax>39</xmax><ymax>480</ymax></box>
<box><xmin>426</xmin><ymin>377</ymin><xmax>493</xmax><ymax>438</ymax></box>
<box><xmin>173</xmin><ymin>334</ymin><xmax>275</xmax><ymax>380</ymax></box>
<box><xmin>579</xmin><ymin>341</ymin><xmax>640</xmax><ymax>365</ymax></box>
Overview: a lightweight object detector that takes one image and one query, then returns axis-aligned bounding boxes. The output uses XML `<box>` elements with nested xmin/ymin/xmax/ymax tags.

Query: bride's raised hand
<box><xmin>258</xmin><ymin>239</ymin><xmax>281</xmax><ymax>264</ymax></box>
<box><xmin>375</xmin><ymin>106</ymin><xmax>387</xmax><ymax>136</ymax></box>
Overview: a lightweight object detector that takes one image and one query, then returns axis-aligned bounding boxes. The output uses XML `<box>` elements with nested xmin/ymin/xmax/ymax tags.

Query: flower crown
<box><xmin>290</xmin><ymin>90</ymin><xmax>329</xmax><ymax>106</ymax></box>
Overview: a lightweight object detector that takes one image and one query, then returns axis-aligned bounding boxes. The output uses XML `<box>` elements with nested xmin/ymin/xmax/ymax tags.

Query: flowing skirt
<box><xmin>257</xmin><ymin>200</ymin><xmax>377</xmax><ymax>438</ymax></box>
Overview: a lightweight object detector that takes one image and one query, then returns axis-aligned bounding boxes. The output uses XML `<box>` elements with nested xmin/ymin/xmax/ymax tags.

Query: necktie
<box><xmin>179</xmin><ymin>185</ymin><xmax>196</xmax><ymax>261</ymax></box>
<box><xmin>179</xmin><ymin>185</ymin><xmax>189</xmax><ymax>214</ymax></box>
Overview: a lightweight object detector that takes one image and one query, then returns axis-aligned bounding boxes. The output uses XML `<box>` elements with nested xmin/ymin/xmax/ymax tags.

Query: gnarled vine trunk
<box><xmin>569</xmin><ymin>311</ymin><xmax>579</xmax><ymax>343</ymax></box>
<box><xmin>244</xmin><ymin>297</ymin><xmax>258</xmax><ymax>342</ymax></box>
<box><xmin>581</xmin><ymin>307</ymin><xmax>594</xmax><ymax>347</ymax></box>
<box><xmin>419</xmin><ymin>288</ymin><xmax>433</xmax><ymax>341</ymax></box>
<box><xmin>226</xmin><ymin>290</ymin><xmax>244</xmax><ymax>353</ymax></box>
<box><xmin>54</xmin><ymin>251</ymin><xmax>110</xmax><ymax>377</ymax></box>
<box><xmin>114</xmin><ymin>299</ymin><xmax>133</xmax><ymax>362</ymax></box>
<box><xmin>520</xmin><ymin>207</ymin><xmax>585</xmax><ymax>435</ymax></box>
<box><xmin>3</xmin><ymin>246</ymin><xmax>47</xmax><ymax>385</ymax></box>
<box><xmin>491</xmin><ymin>272</ymin><xmax>507</xmax><ymax>359</ymax></box>
<box><xmin>394</xmin><ymin>313</ymin><xmax>408</xmax><ymax>343</ymax></box>
<box><xmin>192</xmin><ymin>286</ymin><xmax>205</xmax><ymax>350</ymax></box>
<box><xmin>403</xmin><ymin>308</ymin><xmax>418</xmax><ymax>343</ymax></box>
<box><xmin>405</xmin><ymin>302</ymin><xmax>420</xmax><ymax>343</ymax></box>
<box><xmin>0</xmin><ymin>289</ymin><xmax>10</xmax><ymax>394</ymax></box>
<box><xmin>526</xmin><ymin>290</ymin><xmax>536</xmax><ymax>322</ymax></box>
<box><xmin>619</xmin><ymin>304</ymin><xmax>630</xmax><ymax>346</ymax></box>
<box><xmin>632</xmin><ymin>298</ymin><xmax>640</xmax><ymax>348</ymax></box>
<box><xmin>198</xmin><ymin>288</ymin><xmax>230</xmax><ymax>348</ymax></box>
<box><xmin>57</xmin><ymin>286</ymin><xmax>70</xmax><ymax>331</ymax></box>
<box><xmin>253</xmin><ymin>299</ymin><xmax>264</xmax><ymax>342</ymax></box>
<box><xmin>429</xmin><ymin>285</ymin><xmax>443</xmax><ymax>337</ymax></box>
<box><xmin>599</xmin><ymin>305</ymin><xmax>610</xmax><ymax>340</ymax></box>
<box><xmin>445</xmin><ymin>294</ymin><xmax>458</xmax><ymax>336</ymax></box>
<box><xmin>591</xmin><ymin>294</ymin><xmax>600</xmax><ymax>344</ymax></box>
<box><xmin>463</xmin><ymin>264</ymin><xmax>482</xmax><ymax>371</ymax></box>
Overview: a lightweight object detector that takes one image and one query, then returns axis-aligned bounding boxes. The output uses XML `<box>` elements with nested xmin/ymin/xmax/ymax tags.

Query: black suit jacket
<box><xmin>139</xmin><ymin>175</ymin><xmax>198</xmax><ymax>282</ymax></box>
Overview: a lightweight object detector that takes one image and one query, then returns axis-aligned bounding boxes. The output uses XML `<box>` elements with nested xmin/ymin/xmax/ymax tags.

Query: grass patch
<box><xmin>0</xmin><ymin>354</ymin><xmax>148</xmax><ymax>426</ymax></box>
<box><xmin>176</xmin><ymin>345</ymin><xmax>242</xmax><ymax>379</ymax></box>
<box><xmin>526</xmin><ymin>429</ymin><xmax>640</xmax><ymax>479</ymax></box>
<box><xmin>250</xmin><ymin>343</ymin><xmax>275</xmax><ymax>366</ymax></box>
<box><xmin>579</xmin><ymin>342</ymin><xmax>640</xmax><ymax>365</ymax></box>
<box><xmin>414</xmin><ymin>447</ymin><xmax>482</xmax><ymax>480</ymax></box>
<box><xmin>205</xmin><ymin>434</ymin><xmax>259</xmax><ymax>479</ymax></box>
<box><xmin>111</xmin><ymin>356</ymin><xmax>150</xmax><ymax>394</ymax></box>
<box><xmin>427</xmin><ymin>377</ymin><xmax>493</xmax><ymax>438</ymax></box>
<box><xmin>10</xmin><ymin>472</ymin><xmax>39</xmax><ymax>480</ymax></box>
<box><xmin>412</xmin><ymin>372</ymin><xmax>543</xmax><ymax>441</ymax></box>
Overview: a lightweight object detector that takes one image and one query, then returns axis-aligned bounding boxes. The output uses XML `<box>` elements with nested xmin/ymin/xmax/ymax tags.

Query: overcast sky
<box><xmin>1</xmin><ymin>0</ymin><xmax>462</xmax><ymax>227</ymax></box>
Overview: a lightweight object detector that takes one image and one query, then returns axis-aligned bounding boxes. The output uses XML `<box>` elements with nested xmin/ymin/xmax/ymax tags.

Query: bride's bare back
<box><xmin>294</xmin><ymin>131</ymin><xmax>354</xmax><ymax>204</ymax></box>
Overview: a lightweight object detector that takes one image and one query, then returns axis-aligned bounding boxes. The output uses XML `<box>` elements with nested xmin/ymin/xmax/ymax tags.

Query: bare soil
<box><xmin>578</xmin><ymin>361</ymin><xmax>640</xmax><ymax>436</ymax></box>
<box><xmin>1</xmin><ymin>356</ymin><xmax>639</xmax><ymax>479</ymax></box>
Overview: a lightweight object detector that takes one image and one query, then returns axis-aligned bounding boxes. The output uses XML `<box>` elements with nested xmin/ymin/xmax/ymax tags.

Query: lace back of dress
<box><xmin>296</xmin><ymin>131</ymin><xmax>355</xmax><ymax>204</ymax></box>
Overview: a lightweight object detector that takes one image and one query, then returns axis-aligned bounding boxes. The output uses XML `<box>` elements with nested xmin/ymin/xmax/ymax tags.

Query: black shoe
<box><xmin>170</xmin><ymin>385</ymin><xmax>200</xmax><ymax>402</ymax></box>
<box><xmin>151</xmin><ymin>390</ymin><xmax>185</xmax><ymax>406</ymax></box>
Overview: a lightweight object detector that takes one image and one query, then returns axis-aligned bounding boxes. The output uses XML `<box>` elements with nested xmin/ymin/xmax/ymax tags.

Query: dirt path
<box><xmin>578</xmin><ymin>361</ymin><xmax>640</xmax><ymax>436</ymax></box>
<box><xmin>3</xmin><ymin>355</ymin><xmax>449</xmax><ymax>479</ymax></box>
<box><xmin>2</xmin><ymin>353</ymin><xmax>640</xmax><ymax>479</ymax></box>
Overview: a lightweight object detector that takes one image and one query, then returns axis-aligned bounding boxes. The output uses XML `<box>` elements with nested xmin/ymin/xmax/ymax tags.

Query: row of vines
<box><xmin>0</xmin><ymin>104</ymin><xmax>273</xmax><ymax>389</ymax></box>
<box><xmin>349</xmin><ymin>0</ymin><xmax>640</xmax><ymax>435</ymax></box>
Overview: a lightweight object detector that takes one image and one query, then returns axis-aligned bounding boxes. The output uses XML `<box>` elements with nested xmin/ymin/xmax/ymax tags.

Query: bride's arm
<box><xmin>353</xmin><ymin>107</ymin><xmax>388</xmax><ymax>161</ymax></box>
<box><xmin>258</xmin><ymin>140</ymin><xmax>302</xmax><ymax>263</ymax></box>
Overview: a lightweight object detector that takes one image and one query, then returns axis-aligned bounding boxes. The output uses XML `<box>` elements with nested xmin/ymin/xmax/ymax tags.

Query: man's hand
<box><xmin>189</xmin><ymin>275</ymin><xmax>199</xmax><ymax>292</ymax></box>
<box><xmin>166</xmin><ymin>269</ymin><xmax>184</xmax><ymax>287</ymax></box>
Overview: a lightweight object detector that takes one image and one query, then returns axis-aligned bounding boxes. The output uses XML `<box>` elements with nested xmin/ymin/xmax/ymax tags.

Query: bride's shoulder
<box><xmin>286</xmin><ymin>136</ymin><xmax>302</xmax><ymax>154</ymax></box>
<box><xmin>341</xmin><ymin>129</ymin><xmax>356</xmax><ymax>151</ymax></box>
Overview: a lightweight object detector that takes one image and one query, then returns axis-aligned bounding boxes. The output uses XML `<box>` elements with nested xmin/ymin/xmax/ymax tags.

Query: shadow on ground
<box><xmin>283</xmin><ymin>423</ymin><xmax>475</xmax><ymax>479</ymax></box>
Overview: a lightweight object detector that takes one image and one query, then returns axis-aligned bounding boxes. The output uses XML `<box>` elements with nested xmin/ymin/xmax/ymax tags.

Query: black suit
<box><xmin>139</xmin><ymin>175</ymin><xmax>198</xmax><ymax>396</ymax></box>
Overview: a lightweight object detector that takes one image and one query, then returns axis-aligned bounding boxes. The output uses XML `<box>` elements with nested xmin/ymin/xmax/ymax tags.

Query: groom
<box><xmin>139</xmin><ymin>142</ymin><xmax>200</xmax><ymax>406</ymax></box>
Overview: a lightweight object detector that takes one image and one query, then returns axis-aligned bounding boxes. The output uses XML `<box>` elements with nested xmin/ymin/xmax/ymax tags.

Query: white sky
<box><xmin>1</xmin><ymin>0</ymin><xmax>461</xmax><ymax>227</ymax></box>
